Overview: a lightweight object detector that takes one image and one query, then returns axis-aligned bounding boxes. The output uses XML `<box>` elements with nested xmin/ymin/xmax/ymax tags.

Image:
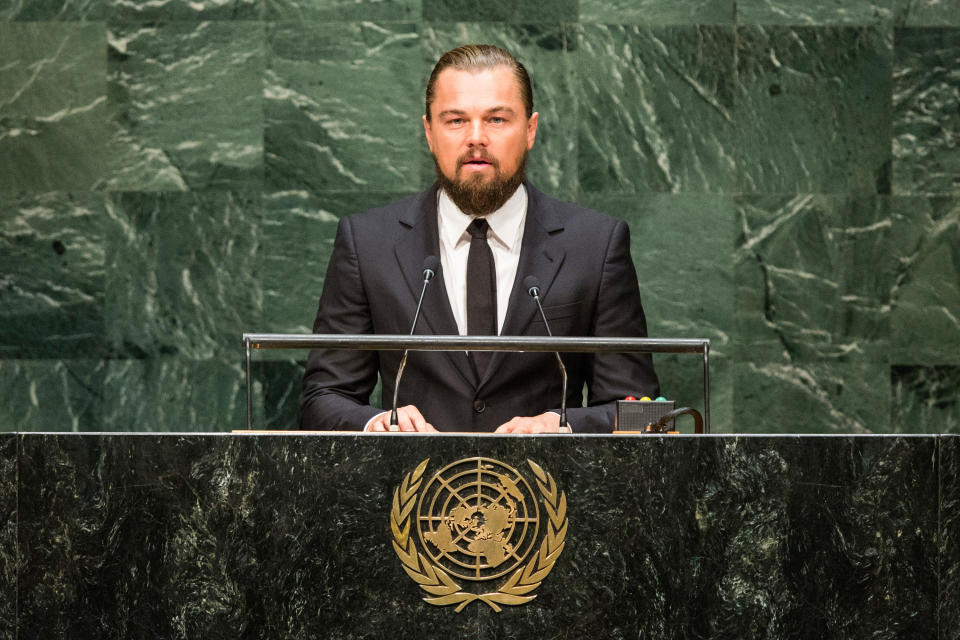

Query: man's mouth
<box><xmin>460</xmin><ymin>155</ymin><xmax>496</xmax><ymax>170</ymax></box>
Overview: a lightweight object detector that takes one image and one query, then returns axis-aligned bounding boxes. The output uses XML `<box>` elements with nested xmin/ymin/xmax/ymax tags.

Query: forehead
<box><xmin>430</xmin><ymin>66</ymin><xmax>525</xmax><ymax>115</ymax></box>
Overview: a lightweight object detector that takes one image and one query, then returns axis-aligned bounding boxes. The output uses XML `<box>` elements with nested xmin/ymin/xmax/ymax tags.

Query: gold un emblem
<box><xmin>390</xmin><ymin>457</ymin><xmax>568</xmax><ymax>612</ymax></box>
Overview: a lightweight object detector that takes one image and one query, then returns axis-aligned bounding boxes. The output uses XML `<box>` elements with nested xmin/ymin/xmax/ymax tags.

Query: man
<box><xmin>298</xmin><ymin>44</ymin><xmax>658</xmax><ymax>433</ymax></box>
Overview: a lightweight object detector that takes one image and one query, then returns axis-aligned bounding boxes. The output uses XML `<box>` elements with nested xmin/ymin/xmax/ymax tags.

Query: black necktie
<box><xmin>466</xmin><ymin>218</ymin><xmax>496</xmax><ymax>373</ymax></box>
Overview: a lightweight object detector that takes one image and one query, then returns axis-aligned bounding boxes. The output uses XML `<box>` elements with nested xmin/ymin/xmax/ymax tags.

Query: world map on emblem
<box><xmin>416</xmin><ymin>457</ymin><xmax>540</xmax><ymax>581</ymax></box>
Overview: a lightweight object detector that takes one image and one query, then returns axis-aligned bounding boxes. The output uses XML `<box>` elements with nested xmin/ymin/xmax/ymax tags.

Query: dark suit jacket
<box><xmin>298</xmin><ymin>183</ymin><xmax>659</xmax><ymax>433</ymax></box>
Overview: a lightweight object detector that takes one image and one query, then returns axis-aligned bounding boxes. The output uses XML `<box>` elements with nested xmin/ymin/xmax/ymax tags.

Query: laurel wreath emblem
<box><xmin>390</xmin><ymin>458</ymin><xmax>567</xmax><ymax>612</ymax></box>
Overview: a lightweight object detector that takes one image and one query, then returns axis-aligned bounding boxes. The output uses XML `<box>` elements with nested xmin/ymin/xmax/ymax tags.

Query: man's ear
<box><xmin>526</xmin><ymin>111</ymin><xmax>539</xmax><ymax>150</ymax></box>
<box><xmin>422</xmin><ymin>114</ymin><xmax>434</xmax><ymax>153</ymax></box>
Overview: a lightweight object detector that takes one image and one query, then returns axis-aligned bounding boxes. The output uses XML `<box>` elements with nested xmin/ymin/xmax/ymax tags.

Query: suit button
<box><xmin>473</xmin><ymin>400</ymin><xmax>485</xmax><ymax>413</ymax></box>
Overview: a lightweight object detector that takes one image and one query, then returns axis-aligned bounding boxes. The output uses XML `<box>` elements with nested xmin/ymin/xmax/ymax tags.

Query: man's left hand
<box><xmin>494</xmin><ymin>412</ymin><xmax>570</xmax><ymax>434</ymax></box>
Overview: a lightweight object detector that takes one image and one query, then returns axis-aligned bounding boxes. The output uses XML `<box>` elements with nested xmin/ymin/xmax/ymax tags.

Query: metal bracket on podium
<box><xmin>241</xmin><ymin>334</ymin><xmax>711</xmax><ymax>433</ymax></box>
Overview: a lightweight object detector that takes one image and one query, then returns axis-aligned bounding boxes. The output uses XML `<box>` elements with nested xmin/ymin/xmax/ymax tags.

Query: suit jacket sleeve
<box><xmin>560</xmin><ymin>219</ymin><xmax>659</xmax><ymax>433</ymax></box>
<box><xmin>298</xmin><ymin>216</ymin><xmax>383</xmax><ymax>430</ymax></box>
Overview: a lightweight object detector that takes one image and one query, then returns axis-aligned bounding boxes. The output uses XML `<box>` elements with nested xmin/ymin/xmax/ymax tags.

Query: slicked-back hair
<box><xmin>425</xmin><ymin>44</ymin><xmax>534</xmax><ymax>121</ymax></box>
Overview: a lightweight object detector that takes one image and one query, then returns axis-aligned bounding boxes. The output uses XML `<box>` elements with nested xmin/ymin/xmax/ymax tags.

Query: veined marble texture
<box><xmin>0</xmin><ymin>192</ymin><xmax>106</xmax><ymax>358</ymax></box>
<box><xmin>579</xmin><ymin>0</ymin><xmax>734</xmax><ymax>24</ymax></box>
<box><xmin>264</xmin><ymin>21</ymin><xmax>421</xmax><ymax>192</ymax></box>
<box><xmin>583</xmin><ymin>193</ymin><xmax>736</xmax><ymax>355</ymax></box>
<box><xmin>494</xmin><ymin>434</ymin><xmax>939</xmax><ymax>638</ymax></box>
<box><xmin>261</xmin><ymin>190</ymin><xmax>411</xmax><ymax>337</ymax></box>
<box><xmin>6</xmin><ymin>434</ymin><xmax>947</xmax><ymax>638</ymax></box>
<box><xmin>735</xmin><ymin>359</ymin><xmax>890</xmax><ymax>432</ymax></box>
<box><xmin>0</xmin><ymin>10</ymin><xmax>958</xmax><ymax>434</ymax></box>
<box><xmin>736</xmin><ymin>194</ymin><xmax>894</xmax><ymax>362</ymax></box>
<box><xmin>0</xmin><ymin>435</ymin><xmax>14</xmax><ymax>639</ymax></box>
<box><xmin>1</xmin><ymin>0</ymin><xmax>262</xmax><ymax>20</ymax></box>
<box><xmin>892</xmin><ymin>365</ymin><xmax>960</xmax><ymax>432</ymax></box>
<box><xmin>0</xmin><ymin>360</ymin><xmax>104</xmax><ymax>431</ymax></box>
<box><xmin>0</xmin><ymin>22</ymin><xmax>109</xmax><ymax>191</ymax></box>
<box><xmin>253</xmin><ymin>359</ymin><xmax>303</xmax><ymax>427</ymax></box>
<box><xmin>895</xmin><ymin>0</ymin><xmax>960</xmax><ymax>26</ymax></box>
<box><xmin>578</xmin><ymin>24</ymin><xmax>737</xmax><ymax>194</ymax></box>
<box><xmin>581</xmin><ymin>193</ymin><xmax>735</xmax><ymax>429</ymax></box>
<box><xmin>105</xmin><ymin>191</ymin><xmax>261</xmax><ymax>359</ymax></box>
<box><xmin>737</xmin><ymin>0</ymin><xmax>893</xmax><ymax>25</ymax></box>
<box><xmin>110</xmin><ymin>0</ymin><xmax>261</xmax><ymax>21</ymax></box>
<box><xmin>102</xmin><ymin>358</ymin><xmax>248</xmax><ymax>430</ymax></box>
<box><xmin>0</xmin><ymin>0</ymin><xmax>104</xmax><ymax>20</ymax></box>
<box><xmin>943</xmin><ymin>436</ymin><xmax>960</xmax><ymax>638</ymax></box>
<box><xmin>265</xmin><ymin>0</ymin><xmax>418</xmax><ymax>21</ymax></box>
<box><xmin>106</xmin><ymin>21</ymin><xmax>264</xmax><ymax>191</ymax></box>
<box><xmin>890</xmin><ymin>196</ymin><xmax>960</xmax><ymax>363</ymax></box>
<box><xmin>421</xmin><ymin>23</ymin><xmax>579</xmax><ymax>199</ymax></box>
<box><xmin>650</xmin><ymin>353</ymin><xmax>731</xmax><ymax>432</ymax></box>
<box><xmin>733</xmin><ymin>193</ymin><xmax>897</xmax><ymax>432</ymax></box>
<box><xmin>893</xmin><ymin>27</ymin><xmax>960</xmax><ymax>195</ymax></box>
<box><xmin>422</xmin><ymin>0</ymin><xmax>577</xmax><ymax>23</ymax></box>
<box><xmin>736</xmin><ymin>26</ymin><xmax>893</xmax><ymax>194</ymax></box>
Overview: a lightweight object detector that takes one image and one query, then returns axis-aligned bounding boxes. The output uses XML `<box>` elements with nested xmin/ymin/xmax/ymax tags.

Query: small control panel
<box><xmin>615</xmin><ymin>396</ymin><xmax>676</xmax><ymax>431</ymax></box>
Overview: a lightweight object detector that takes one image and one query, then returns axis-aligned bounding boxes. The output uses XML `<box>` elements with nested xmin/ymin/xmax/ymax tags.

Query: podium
<box><xmin>2</xmin><ymin>432</ymin><xmax>956</xmax><ymax>638</ymax></box>
<box><xmin>242</xmin><ymin>333</ymin><xmax>715</xmax><ymax>431</ymax></box>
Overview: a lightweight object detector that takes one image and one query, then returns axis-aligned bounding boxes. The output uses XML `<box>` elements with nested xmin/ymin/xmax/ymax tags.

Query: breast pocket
<box><xmin>530</xmin><ymin>300</ymin><xmax>583</xmax><ymax>335</ymax></box>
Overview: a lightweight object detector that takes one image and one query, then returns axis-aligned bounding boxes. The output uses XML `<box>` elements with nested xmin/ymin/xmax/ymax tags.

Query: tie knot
<box><xmin>467</xmin><ymin>218</ymin><xmax>489</xmax><ymax>240</ymax></box>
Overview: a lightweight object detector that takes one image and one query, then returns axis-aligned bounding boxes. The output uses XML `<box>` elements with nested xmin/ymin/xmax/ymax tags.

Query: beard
<box><xmin>434</xmin><ymin>150</ymin><xmax>527</xmax><ymax>217</ymax></box>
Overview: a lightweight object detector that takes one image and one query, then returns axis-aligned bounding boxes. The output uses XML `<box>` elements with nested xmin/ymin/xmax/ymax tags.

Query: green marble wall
<box><xmin>1</xmin><ymin>1</ymin><xmax>958</xmax><ymax>432</ymax></box>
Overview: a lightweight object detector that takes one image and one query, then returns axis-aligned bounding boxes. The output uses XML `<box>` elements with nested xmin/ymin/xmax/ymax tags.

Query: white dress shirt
<box><xmin>367</xmin><ymin>184</ymin><xmax>566</xmax><ymax>431</ymax></box>
<box><xmin>437</xmin><ymin>185</ymin><xmax>527</xmax><ymax>335</ymax></box>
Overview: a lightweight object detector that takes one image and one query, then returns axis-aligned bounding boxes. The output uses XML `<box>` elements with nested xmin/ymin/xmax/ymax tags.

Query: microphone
<box><xmin>390</xmin><ymin>256</ymin><xmax>440</xmax><ymax>429</ymax></box>
<box><xmin>523</xmin><ymin>276</ymin><xmax>568</xmax><ymax>431</ymax></box>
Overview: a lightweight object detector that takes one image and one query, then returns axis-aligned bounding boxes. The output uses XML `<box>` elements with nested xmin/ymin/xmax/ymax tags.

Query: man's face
<box><xmin>423</xmin><ymin>66</ymin><xmax>538</xmax><ymax>215</ymax></box>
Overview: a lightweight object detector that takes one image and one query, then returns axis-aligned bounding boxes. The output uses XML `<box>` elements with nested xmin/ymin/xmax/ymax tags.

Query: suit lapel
<box><xmin>394</xmin><ymin>186</ymin><xmax>476</xmax><ymax>387</ymax></box>
<box><xmin>479</xmin><ymin>186</ymin><xmax>566</xmax><ymax>390</ymax></box>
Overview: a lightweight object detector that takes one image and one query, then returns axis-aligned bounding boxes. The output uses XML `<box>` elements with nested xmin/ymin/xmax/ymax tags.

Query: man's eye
<box><xmin>448</xmin><ymin>118</ymin><xmax>463</xmax><ymax>125</ymax></box>
<box><xmin>490</xmin><ymin>117</ymin><xmax>505</xmax><ymax>124</ymax></box>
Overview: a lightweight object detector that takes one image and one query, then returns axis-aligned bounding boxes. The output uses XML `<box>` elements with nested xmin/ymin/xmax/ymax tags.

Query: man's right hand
<box><xmin>366</xmin><ymin>405</ymin><xmax>437</xmax><ymax>432</ymax></box>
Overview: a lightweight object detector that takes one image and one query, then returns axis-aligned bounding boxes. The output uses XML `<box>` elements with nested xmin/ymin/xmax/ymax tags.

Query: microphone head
<box><xmin>523</xmin><ymin>275</ymin><xmax>541</xmax><ymax>297</ymax></box>
<box><xmin>422</xmin><ymin>255</ymin><xmax>440</xmax><ymax>281</ymax></box>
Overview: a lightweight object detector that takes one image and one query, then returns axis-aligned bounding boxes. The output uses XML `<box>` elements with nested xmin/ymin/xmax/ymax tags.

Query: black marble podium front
<box><xmin>1</xmin><ymin>433</ymin><xmax>957</xmax><ymax>639</ymax></box>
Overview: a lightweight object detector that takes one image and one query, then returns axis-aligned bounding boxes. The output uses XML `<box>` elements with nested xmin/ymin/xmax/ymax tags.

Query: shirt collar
<box><xmin>437</xmin><ymin>184</ymin><xmax>527</xmax><ymax>251</ymax></box>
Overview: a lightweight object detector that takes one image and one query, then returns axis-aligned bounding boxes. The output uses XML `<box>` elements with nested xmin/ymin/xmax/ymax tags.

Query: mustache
<box><xmin>456</xmin><ymin>151</ymin><xmax>500</xmax><ymax>171</ymax></box>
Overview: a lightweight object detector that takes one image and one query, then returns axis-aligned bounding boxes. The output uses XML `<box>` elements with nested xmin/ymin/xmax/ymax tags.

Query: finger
<box><xmin>408</xmin><ymin>407</ymin><xmax>429</xmax><ymax>432</ymax></box>
<box><xmin>494</xmin><ymin>418</ymin><xmax>521</xmax><ymax>433</ymax></box>
<box><xmin>381</xmin><ymin>414</ymin><xmax>401</xmax><ymax>432</ymax></box>
<box><xmin>397</xmin><ymin>412</ymin><xmax>417</xmax><ymax>432</ymax></box>
<box><xmin>504</xmin><ymin>418</ymin><xmax>554</xmax><ymax>434</ymax></box>
<box><xmin>412</xmin><ymin>419</ymin><xmax>436</xmax><ymax>432</ymax></box>
<box><xmin>411</xmin><ymin>417</ymin><xmax>439</xmax><ymax>432</ymax></box>
<box><xmin>398</xmin><ymin>405</ymin><xmax>430</xmax><ymax>432</ymax></box>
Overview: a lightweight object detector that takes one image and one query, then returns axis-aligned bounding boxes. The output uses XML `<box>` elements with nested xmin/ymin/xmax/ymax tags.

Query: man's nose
<box><xmin>465</xmin><ymin>121</ymin><xmax>488</xmax><ymax>146</ymax></box>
